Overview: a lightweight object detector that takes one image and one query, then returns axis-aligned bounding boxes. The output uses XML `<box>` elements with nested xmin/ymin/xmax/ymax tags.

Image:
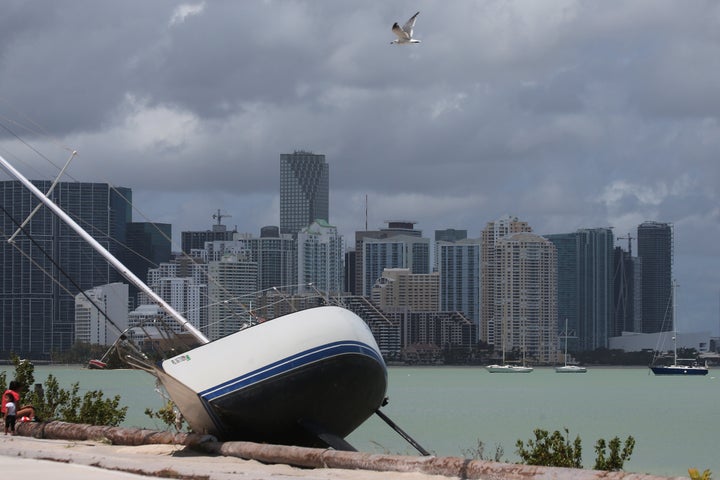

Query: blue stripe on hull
<box><xmin>200</xmin><ymin>340</ymin><xmax>385</xmax><ymax>401</ymax></box>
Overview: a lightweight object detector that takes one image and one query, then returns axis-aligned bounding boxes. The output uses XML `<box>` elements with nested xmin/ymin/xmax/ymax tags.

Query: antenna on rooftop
<box><xmin>365</xmin><ymin>194</ymin><xmax>368</xmax><ymax>231</ymax></box>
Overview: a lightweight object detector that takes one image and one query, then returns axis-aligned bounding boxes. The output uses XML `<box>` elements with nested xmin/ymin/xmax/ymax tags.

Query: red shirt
<box><xmin>1</xmin><ymin>389</ymin><xmax>20</xmax><ymax>414</ymax></box>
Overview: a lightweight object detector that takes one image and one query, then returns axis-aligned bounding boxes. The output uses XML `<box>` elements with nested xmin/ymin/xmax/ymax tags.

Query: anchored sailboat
<box><xmin>486</xmin><ymin>320</ymin><xmax>533</xmax><ymax>373</ymax></box>
<box><xmin>649</xmin><ymin>281</ymin><xmax>708</xmax><ymax>376</ymax></box>
<box><xmin>555</xmin><ymin>318</ymin><xmax>587</xmax><ymax>373</ymax></box>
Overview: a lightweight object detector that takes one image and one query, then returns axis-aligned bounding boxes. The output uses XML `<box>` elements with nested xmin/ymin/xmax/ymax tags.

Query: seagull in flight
<box><xmin>391</xmin><ymin>12</ymin><xmax>421</xmax><ymax>45</ymax></box>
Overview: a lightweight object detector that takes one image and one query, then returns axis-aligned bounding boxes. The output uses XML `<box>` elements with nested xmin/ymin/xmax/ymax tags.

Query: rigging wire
<box><xmin>1</xmin><ymin>107</ymin><xmax>296</xmax><ymax>337</ymax></box>
<box><xmin>0</xmin><ymin>203</ymin><xmax>127</xmax><ymax>338</ymax></box>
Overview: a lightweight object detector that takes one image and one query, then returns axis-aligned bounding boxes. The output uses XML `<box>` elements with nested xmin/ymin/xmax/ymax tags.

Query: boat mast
<box><xmin>0</xmin><ymin>154</ymin><xmax>210</xmax><ymax>345</ymax></box>
<box><xmin>672</xmin><ymin>279</ymin><xmax>677</xmax><ymax>364</ymax></box>
<box><xmin>563</xmin><ymin>318</ymin><xmax>569</xmax><ymax>366</ymax></box>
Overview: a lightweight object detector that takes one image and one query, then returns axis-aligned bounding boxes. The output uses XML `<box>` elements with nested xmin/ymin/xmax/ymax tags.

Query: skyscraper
<box><xmin>434</xmin><ymin>228</ymin><xmax>467</xmax><ymax>272</ymax></box>
<box><xmin>297</xmin><ymin>220</ymin><xmax>344</xmax><ymax>295</ymax></box>
<box><xmin>125</xmin><ymin>222</ymin><xmax>172</xmax><ymax>305</ymax></box>
<box><xmin>637</xmin><ymin>221</ymin><xmax>673</xmax><ymax>333</ymax></box>
<box><xmin>495</xmin><ymin>232</ymin><xmax>558</xmax><ymax>364</ymax></box>
<box><xmin>280</xmin><ymin>151</ymin><xmax>329</xmax><ymax>236</ymax></box>
<box><xmin>0</xmin><ymin>181</ymin><xmax>131</xmax><ymax>358</ymax></box>
<box><xmin>246</xmin><ymin>226</ymin><xmax>297</xmax><ymax>292</ymax></box>
<box><xmin>437</xmin><ymin>238</ymin><xmax>481</xmax><ymax>328</ymax></box>
<box><xmin>480</xmin><ymin>215</ymin><xmax>532</xmax><ymax>345</ymax></box>
<box><xmin>546</xmin><ymin>228</ymin><xmax>615</xmax><ymax>351</ymax></box>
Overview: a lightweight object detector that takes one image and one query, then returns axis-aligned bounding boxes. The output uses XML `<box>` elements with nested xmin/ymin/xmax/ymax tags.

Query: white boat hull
<box><xmin>555</xmin><ymin>365</ymin><xmax>587</xmax><ymax>373</ymax></box>
<box><xmin>159</xmin><ymin>306</ymin><xmax>388</xmax><ymax>446</ymax></box>
<box><xmin>486</xmin><ymin>364</ymin><xmax>533</xmax><ymax>373</ymax></box>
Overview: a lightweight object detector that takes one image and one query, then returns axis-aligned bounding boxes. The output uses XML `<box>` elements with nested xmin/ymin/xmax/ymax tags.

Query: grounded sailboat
<box><xmin>0</xmin><ymin>153</ymin><xmax>428</xmax><ymax>453</ymax></box>
<box><xmin>649</xmin><ymin>281</ymin><xmax>708</xmax><ymax>376</ymax></box>
<box><xmin>555</xmin><ymin>318</ymin><xmax>587</xmax><ymax>373</ymax></box>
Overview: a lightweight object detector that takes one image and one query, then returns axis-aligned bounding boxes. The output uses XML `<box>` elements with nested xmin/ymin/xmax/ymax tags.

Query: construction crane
<box><xmin>212</xmin><ymin>209</ymin><xmax>231</xmax><ymax>227</ymax></box>
<box><xmin>617</xmin><ymin>233</ymin><xmax>634</xmax><ymax>256</ymax></box>
<box><xmin>614</xmin><ymin>233</ymin><xmax>635</xmax><ymax>334</ymax></box>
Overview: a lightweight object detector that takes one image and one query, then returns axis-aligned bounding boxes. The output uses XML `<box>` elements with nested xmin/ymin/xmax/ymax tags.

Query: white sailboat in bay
<box><xmin>555</xmin><ymin>318</ymin><xmax>587</xmax><ymax>373</ymax></box>
<box><xmin>486</xmin><ymin>320</ymin><xmax>533</xmax><ymax>373</ymax></box>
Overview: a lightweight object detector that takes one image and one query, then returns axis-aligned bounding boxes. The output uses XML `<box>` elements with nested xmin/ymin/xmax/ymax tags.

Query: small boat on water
<box><xmin>555</xmin><ymin>364</ymin><xmax>587</xmax><ymax>373</ymax></box>
<box><xmin>650</xmin><ymin>360</ymin><xmax>708</xmax><ymax>376</ymax></box>
<box><xmin>649</xmin><ymin>280</ymin><xmax>708</xmax><ymax>377</ymax></box>
<box><xmin>486</xmin><ymin>363</ymin><xmax>533</xmax><ymax>373</ymax></box>
<box><xmin>555</xmin><ymin>318</ymin><xmax>587</xmax><ymax>373</ymax></box>
<box><xmin>87</xmin><ymin>358</ymin><xmax>107</xmax><ymax>369</ymax></box>
<box><xmin>0</xmin><ymin>153</ymin><xmax>426</xmax><ymax>453</ymax></box>
<box><xmin>486</xmin><ymin>318</ymin><xmax>533</xmax><ymax>373</ymax></box>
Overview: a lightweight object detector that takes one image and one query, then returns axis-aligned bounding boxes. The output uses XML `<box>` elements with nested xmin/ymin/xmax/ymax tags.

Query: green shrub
<box><xmin>516</xmin><ymin>428</ymin><xmax>635</xmax><ymax>471</ymax></box>
<box><xmin>1</xmin><ymin>354</ymin><xmax>127</xmax><ymax>426</ymax></box>
<box><xmin>593</xmin><ymin>435</ymin><xmax>635</xmax><ymax>471</ymax></box>
<box><xmin>515</xmin><ymin>428</ymin><xmax>583</xmax><ymax>468</ymax></box>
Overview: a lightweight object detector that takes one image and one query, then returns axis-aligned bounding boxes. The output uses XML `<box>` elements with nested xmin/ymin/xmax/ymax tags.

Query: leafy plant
<box><xmin>688</xmin><ymin>468</ymin><xmax>712</xmax><ymax>480</ymax></box>
<box><xmin>144</xmin><ymin>400</ymin><xmax>188</xmax><ymax>432</ymax></box>
<box><xmin>515</xmin><ymin>428</ymin><xmax>583</xmax><ymax>468</ymax></box>
<box><xmin>461</xmin><ymin>439</ymin><xmax>505</xmax><ymax>462</ymax></box>
<box><xmin>516</xmin><ymin>428</ymin><xmax>635</xmax><ymax>471</ymax></box>
<box><xmin>1</xmin><ymin>354</ymin><xmax>127</xmax><ymax>426</ymax></box>
<box><xmin>593</xmin><ymin>435</ymin><xmax>635</xmax><ymax>471</ymax></box>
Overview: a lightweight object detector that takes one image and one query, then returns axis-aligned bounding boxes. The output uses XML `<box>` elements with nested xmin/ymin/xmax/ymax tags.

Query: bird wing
<box><xmin>402</xmin><ymin>12</ymin><xmax>420</xmax><ymax>38</ymax></box>
<box><xmin>392</xmin><ymin>22</ymin><xmax>410</xmax><ymax>40</ymax></box>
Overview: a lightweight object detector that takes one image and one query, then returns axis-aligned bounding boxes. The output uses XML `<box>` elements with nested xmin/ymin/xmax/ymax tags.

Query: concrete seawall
<box><xmin>8</xmin><ymin>421</ymin><xmax>687</xmax><ymax>480</ymax></box>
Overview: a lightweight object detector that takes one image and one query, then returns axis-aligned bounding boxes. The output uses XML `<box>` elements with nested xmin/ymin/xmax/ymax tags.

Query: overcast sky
<box><xmin>1</xmin><ymin>1</ymin><xmax>719</xmax><ymax>334</ymax></box>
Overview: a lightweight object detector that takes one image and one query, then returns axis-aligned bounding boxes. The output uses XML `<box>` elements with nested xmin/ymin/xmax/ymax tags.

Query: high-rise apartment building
<box><xmin>74</xmin><ymin>282</ymin><xmax>129</xmax><ymax>346</ymax></box>
<box><xmin>0</xmin><ymin>181</ymin><xmax>131</xmax><ymax>359</ymax></box>
<box><xmin>280</xmin><ymin>151</ymin><xmax>329</xmax><ymax>236</ymax></box>
<box><xmin>637</xmin><ymin>221</ymin><xmax>673</xmax><ymax>333</ymax></box>
<box><xmin>207</xmin><ymin>255</ymin><xmax>258</xmax><ymax>340</ymax></box>
<box><xmin>355</xmin><ymin>222</ymin><xmax>430</xmax><ymax>297</ymax></box>
<box><xmin>434</xmin><ymin>228</ymin><xmax>467</xmax><ymax>272</ymax></box>
<box><xmin>437</xmin><ymin>238</ymin><xmax>481</xmax><ymax>329</ymax></box>
<box><xmin>144</xmin><ymin>260</ymin><xmax>208</xmax><ymax>335</ymax></box>
<box><xmin>495</xmin><ymin>232</ymin><xmax>558</xmax><ymax>364</ymax></box>
<box><xmin>244</xmin><ymin>226</ymin><xmax>297</xmax><ymax>292</ymax></box>
<box><xmin>480</xmin><ymin>215</ymin><xmax>532</xmax><ymax>346</ymax></box>
<box><xmin>297</xmin><ymin>220</ymin><xmax>344</xmax><ymax>295</ymax></box>
<box><xmin>371</xmin><ymin>268</ymin><xmax>439</xmax><ymax>312</ymax></box>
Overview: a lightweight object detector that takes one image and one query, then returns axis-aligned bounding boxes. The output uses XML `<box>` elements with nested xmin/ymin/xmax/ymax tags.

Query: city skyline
<box><xmin>1</xmin><ymin>2</ymin><xmax>718</xmax><ymax>334</ymax></box>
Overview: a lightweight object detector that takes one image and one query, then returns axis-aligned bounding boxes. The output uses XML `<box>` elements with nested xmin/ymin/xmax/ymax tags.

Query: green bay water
<box><xmin>25</xmin><ymin>365</ymin><xmax>719</xmax><ymax>477</ymax></box>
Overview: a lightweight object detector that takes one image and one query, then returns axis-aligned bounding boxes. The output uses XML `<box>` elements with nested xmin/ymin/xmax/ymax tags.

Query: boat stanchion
<box><xmin>374</xmin><ymin>407</ymin><xmax>431</xmax><ymax>456</ymax></box>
